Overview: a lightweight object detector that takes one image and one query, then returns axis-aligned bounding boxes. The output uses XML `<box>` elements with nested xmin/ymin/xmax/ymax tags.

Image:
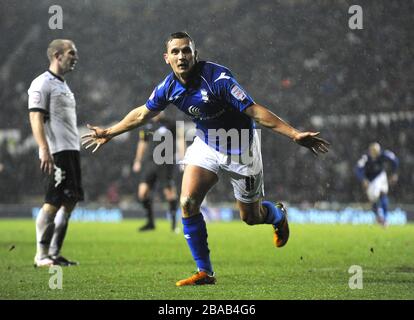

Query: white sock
<box><xmin>49</xmin><ymin>207</ymin><xmax>71</xmax><ymax>257</ymax></box>
<box><xmin>36</xmin><ymin>208</ymin><xmax>56</xmax><ymax>260</ymax></box>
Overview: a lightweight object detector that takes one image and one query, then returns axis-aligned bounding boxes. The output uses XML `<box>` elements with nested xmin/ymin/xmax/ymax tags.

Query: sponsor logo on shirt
<box><xmin>30</xmin><ymin>91</ymin><xmax>41</xmax><ymax>105</ymax></box>
<box><xmin>60</xmin><ymin>92</ymin><xmax>75</xmax><ymax>99</ymax></box>
<box><xmin>188</xmin><ymin>105</ymin><xmax>201</xmax><ymax>117</ymax></box>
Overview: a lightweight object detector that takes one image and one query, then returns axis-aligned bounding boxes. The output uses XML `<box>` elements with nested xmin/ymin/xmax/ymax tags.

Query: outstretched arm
<box><xmin>244</xmin><ymin>103</ymin><xmax>330</xmax><ymax>155</ymax></box>
<box><xmin>82</xmin><ymin>105</ymin><xmax>159</xmax><ymax>153</ymax></box>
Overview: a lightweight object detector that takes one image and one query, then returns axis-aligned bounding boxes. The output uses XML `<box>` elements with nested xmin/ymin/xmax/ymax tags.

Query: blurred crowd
<box><xmin>0</xmin><ymin>0</ymin><xmax>413</xmax><ymax>204</ymax></box>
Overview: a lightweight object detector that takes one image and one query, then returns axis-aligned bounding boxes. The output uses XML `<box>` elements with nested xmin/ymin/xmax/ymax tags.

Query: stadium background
<box><xmin>0</xmin><ymin>0</ymin><xmax>413</xmax><ymax>220</ymax></box>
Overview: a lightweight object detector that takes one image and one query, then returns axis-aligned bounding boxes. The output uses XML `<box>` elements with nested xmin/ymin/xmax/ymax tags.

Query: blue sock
<box><xmin>380</xmin><ymin>195</ymin><xmax>389</xmax><ymax>220</ymax></box>
<box><xmin>262</xmin><ymin>201</ymin><xmax>283</xmax><ymax>226</ymax></box>
<box><xmin>182</xmin><ymin>213</ymin><xmax>213</xmax><ymax>275</ymax></box>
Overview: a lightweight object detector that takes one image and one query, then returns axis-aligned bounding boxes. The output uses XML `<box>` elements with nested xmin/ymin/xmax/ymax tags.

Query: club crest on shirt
<box><xmin>230</xmin><ymin>84</ymin><xmax>246</xmax><ymax>101</ymax></box>
<box><xmin>201</xmin><ymin>89</ymin><xmax>209</xmax><ymax>103</ymax></box>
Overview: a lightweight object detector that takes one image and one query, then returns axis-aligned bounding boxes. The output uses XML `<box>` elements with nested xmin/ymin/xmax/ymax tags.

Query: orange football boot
<box><xmin>273</xmin><ymin>202</ymin><xmax>290</xmax><ymax>248</ymax></box>
<box><xmin>176</xmin><ymin>271</ymin><xmax>216</xmax><ymax>287</ymax></box>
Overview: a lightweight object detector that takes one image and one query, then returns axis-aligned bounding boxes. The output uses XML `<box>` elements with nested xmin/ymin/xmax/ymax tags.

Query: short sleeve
<box><xmin>28</xmin><ymin>78</ymin><xmax>50</xmax><ymax>112</ymax></box>
<box><xmin>213</xmin><ymin>71</ymin><xmax>255</xmax><ymax>112</ymax></box>
<box><xmin>145</xmin><ymin>77</ymin><xmax>170</xmax><ymax>111</ymax></box>
<box><xmin>357</xmin><ymin>154</ymin><xmax>368</xmax><ymax>168</ymax></box>
<box><xmin>383</xmin><ymin>150</ymin><xmax>399</xmax><ymax>170</ymax></box>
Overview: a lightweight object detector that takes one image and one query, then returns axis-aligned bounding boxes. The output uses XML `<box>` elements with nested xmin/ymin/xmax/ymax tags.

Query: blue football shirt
<box><xmin>146</xmin><ymin>61</ymin><xmax>255</xmax><ymax>154</ymax></box>
<box><xmin>355</xmin><ymin>150</ymin><xmax>399</xmax><ymax>181</ymax></box>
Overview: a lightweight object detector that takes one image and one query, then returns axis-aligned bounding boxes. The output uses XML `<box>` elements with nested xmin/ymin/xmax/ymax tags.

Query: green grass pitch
<box><xmin>1</xmin><ymin>219</ymin><xmax>414</xmax><ymax>299</ymax></box>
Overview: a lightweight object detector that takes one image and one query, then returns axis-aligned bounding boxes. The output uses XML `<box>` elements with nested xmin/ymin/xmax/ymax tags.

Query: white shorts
<box><xmin>181</xmin><ymin>130</ymin><xmax>265</xmax><ymax>203</ymax></box>
<box><xmin>367</xmin><ymin>171</ymin><xmax>388</xmax><ymax>202</ymax></box>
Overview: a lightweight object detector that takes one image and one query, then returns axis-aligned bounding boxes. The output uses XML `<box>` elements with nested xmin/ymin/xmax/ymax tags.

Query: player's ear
<box><xmin>163</xmin><ymin>53</ymin><xmax>170</xmax><ymax>65</ymax></box>
<box><xmin>194</xmin><ymin>50</ymin><xmax>198</xmax><ymax>63</ymax></box>
<box><xmin>53</xmin><ymin>50</ymin><xmax>61</xmax><ymax>61</ymax></box>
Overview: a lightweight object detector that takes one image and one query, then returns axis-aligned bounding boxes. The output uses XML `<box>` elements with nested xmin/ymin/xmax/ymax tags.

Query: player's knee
<box><xmin>62</xmin><ymin>201</ymin><xmax>77</xmax><ymax>213</ymax></box>
<box><xmin>240</xmin><ymin>208</ymin><xmax>261</xmax><ymax>225</ymax></box>
<box><xmin>241</xmin><ymin>215</ymin><xmax>258</xmax><ymax>226</ymax></box>
<box><xmin>240</xmin><ymin>210</ymin><xmax>261</xmax><ymax>225</ymax></box>
<box><xmin>242</xmin><ymin>216</ymin><xmax>255</xmax><ymax>225</ymax></box>
<box><xmin>138</xmin><ymin>183</ymin><xmax>150</xmax><ymax>199</ymax></box>
<box><xmin>43</xmin><ymin>203</ymin><xmax>59</xmax><ymax>215</ymax></box>
<box><xmin>180</xmin><ymin>195</ymin><xmax>200</xmax><ymax>215</ymax></box>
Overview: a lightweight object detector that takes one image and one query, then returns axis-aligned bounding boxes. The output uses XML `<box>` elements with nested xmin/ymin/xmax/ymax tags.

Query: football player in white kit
<box><xmin>28</xmin><ymin>39</ymin><xmax>83</xmax><ymax>267</ymax></box>
<box><xmin>82</xmin><ymin>32</ymin><xmax>330</xmax><ymax>285</ymax></box>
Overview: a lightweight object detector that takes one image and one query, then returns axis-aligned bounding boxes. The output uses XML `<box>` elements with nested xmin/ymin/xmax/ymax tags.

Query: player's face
<box><xmin>369</xmin><ymin>144</ymin><xmax>381</xmax><ymax>159</ymax></box>
<box><xmin>58</xmin><ymin>43</ymin><xmax>79</xmax><ymax>74</ymax></box>
<box><xmin>164</xmin><ymin>38</ymin><xmax>197</xmax><ymax>79</ymax></box>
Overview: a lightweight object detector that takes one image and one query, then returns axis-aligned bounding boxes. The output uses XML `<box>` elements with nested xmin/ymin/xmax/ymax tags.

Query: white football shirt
<box><xmin>28</xmin><ymin>71</ymin><xmax>80</xmax><ymax>154</ymax></box>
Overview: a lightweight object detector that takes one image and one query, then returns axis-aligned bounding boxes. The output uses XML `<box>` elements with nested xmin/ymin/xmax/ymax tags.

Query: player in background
<box><xmin>355</xmin><ymin>142</ymin><xmax>399</xmax><ymax>226</ymax></box>
<box><xmin>81</xmin><ymin>32</ymin><xmax>330</xmax><ymax>286</ymax></box>
<box><xmin>132</xmin><ymin>112</ymin><xmax>180</xmax><ymax>232</ymax></box>
<box><xmin>28</xmin><ymin>39</ymin><xmax>83</xmax><ymax>267</ymax></box>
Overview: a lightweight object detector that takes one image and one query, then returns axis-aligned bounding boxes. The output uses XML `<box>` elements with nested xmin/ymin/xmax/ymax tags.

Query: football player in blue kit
<box><xmin>356</xmin><ymin>142</ymin><xmax>399</xmax><ymax>226</ymax></box>
<box><xmin>82</xmin><ymin>32</ymin><xmax>330</xmax><ymax>286</ymax></box>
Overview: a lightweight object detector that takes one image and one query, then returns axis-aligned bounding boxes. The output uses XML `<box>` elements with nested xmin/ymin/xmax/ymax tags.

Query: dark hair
<box><xmin>165</xmin><ymin>31</ymin><xmax>195</xmax><ymax>51</ymax></box>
